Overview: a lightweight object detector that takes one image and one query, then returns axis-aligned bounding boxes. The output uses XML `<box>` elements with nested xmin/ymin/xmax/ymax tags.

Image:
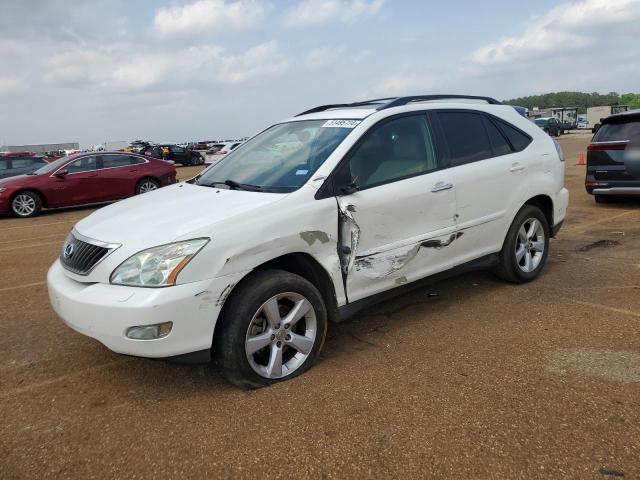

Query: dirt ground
<box><xmin>1</xmin><ymin>135</ymin><xmax>639</xmax><ymax>479</ymax></box>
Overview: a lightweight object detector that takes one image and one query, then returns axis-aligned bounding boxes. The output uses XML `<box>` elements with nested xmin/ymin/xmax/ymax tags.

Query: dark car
<box><xmin>534</xmin><ymin>117</ymin><xmax>562</xmax><ymax>137</ymax></box>
<box><xmin>143</xmin><ymin>144</ymin><xmax>204</xmax><ymax>166</ymax></box>
<box><xmin>0</xmin><ymin>152</ymin><xmax>177</xmax><ymax>217</ymax></box>
<box><xmin>0</xmin><ymin>153</ymin><xmax>48</xmax><ymax>179</ymax></box>
<box><xmin>585</xmin><ymin>109</ymin><xmax>640</xmax><ymax>203</ymax></box>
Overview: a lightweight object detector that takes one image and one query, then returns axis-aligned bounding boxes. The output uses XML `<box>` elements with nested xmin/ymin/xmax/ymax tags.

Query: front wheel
<box><xmin>216</xmin><ymin>270</ymin><xmax>327</xmax><ymax>389</ymax></box>
<box><xmin>11</xmin><ymin>191</ymin><xmax>43</xmax><ymax>218</ymax></box>
<box><xmin>495</xmin><ymin>205</ymin><xmax>550</xmax><ymax>283</ymax></box>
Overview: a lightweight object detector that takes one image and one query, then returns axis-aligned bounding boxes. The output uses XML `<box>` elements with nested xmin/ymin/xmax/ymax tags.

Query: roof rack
<box><xmin>295</xmin><ymin>95</ymin><xmax>502</xmax><ymax>116</ymax></box>
<box><xmin>295</xmin><ymin>98</ymin><xmax>396</xmax><ymax>117</ymax></box>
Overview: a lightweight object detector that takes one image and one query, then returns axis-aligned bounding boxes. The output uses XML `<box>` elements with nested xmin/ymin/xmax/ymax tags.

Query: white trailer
<box><xmin>587</xmin><ymin>106</ymin><xmax>629</xmax><ymax>129</ymax></box>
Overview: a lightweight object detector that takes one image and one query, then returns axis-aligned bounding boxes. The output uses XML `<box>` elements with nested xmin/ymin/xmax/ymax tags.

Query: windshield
<box><xmin>594</xmin><ymin>119</ymin><xmax>640</xmax><ymax>142</ymax></box>
<box><xmin>196</xmin><ymin>119</ymin><xmax>357</xmax><ymax>192</ymax></box>
<box><xmin>32</xmin><ymin>155</ymin><xmax>71</xmax><ymax>174</ymax></box>
<box><xmin>534</xmin><ymin>119</ymin><xmax>548</xmax><ymax>126</ymax></box>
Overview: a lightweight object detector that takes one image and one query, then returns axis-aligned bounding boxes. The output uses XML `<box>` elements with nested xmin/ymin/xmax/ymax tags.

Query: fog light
<box><xmin>126</xmin><ymin>322</ymin><xmax>173</xmax><ymax>340</ymax></box>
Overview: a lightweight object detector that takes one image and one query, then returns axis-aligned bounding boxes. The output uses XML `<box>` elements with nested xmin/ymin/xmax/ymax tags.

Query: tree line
<box><xmin>503</xmin><ymin>92</ymin><xmax>640</xmax><ymax>113</ymax></box>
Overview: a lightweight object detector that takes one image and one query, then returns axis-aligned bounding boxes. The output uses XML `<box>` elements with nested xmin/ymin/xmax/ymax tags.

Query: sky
<box><xmin>0</xmin><ymin>0</ymin><xmax>639</xmax><ymax>147</ymax></box>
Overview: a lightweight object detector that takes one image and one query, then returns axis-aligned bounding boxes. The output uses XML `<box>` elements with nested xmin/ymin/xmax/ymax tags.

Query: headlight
<box><xmin>110</xmin><ymin>238</ymin><xmax>209</xmax><ymax>287</ymax></box>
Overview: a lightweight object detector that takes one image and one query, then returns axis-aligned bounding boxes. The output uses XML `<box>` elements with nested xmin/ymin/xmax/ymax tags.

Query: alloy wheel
<box><xmin>515</xmin><ymin>217</ymin><xmax>545</xmax><ymax>273</ymax></box>
<box><xmin>139</xmin><ymin>181</ymin><xmax>158</xmax><ymax>193</ymax></box>
<box><xmin>245</xmin><ymin>292</ymin><xmax>317</xmax><ymax>379</ymax></box>
<box><xmin>12</xmin><ymin>194</ymin><xmax>36</xmax><ymax>216</ymax></box>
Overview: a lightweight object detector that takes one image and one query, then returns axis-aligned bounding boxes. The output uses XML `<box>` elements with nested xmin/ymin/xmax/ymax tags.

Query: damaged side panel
<box><xmin>337</xmin><ymin>200</ymin><xmax>360</xmax><ymax>275</ymax></box>
<box><xmin>337</xmin><ymin>190</ymin><xmax>461</xmax><ymax>302</ymax></box>
<box><xmin>188</xmin><ymin>196</ymin><xmax>348</xmax><ymax>308</ymax></box>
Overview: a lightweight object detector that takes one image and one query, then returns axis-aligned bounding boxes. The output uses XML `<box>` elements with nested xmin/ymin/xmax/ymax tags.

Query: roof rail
<box><xmin>295</xmin><ymin>95</ymin><xmax>502</xmax><ymax>117</ymax></box>
<box><xmin>376</xmin><ymin>95</ymin><xmax>502</xmax><ymax>110</ymax></box>
<box><xmin>295</xmin><ymin>98</ymin><xmax>396</xmax><ymax>117</ymax></box>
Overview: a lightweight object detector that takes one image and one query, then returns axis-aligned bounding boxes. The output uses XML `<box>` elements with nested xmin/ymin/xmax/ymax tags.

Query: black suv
<box><xmin>0</xmin><ymin>153</ymin><xmax>47</xmax><ymax>179</ymax></box>
<box><xmin>586</xmin><ymin>109</ymin><xmax>640</xmax><ymax>203</ymax></box>
<box><xmin>533</xmin><ymin>117</ymin><xmax>562</xmax><ymax>137</ymax></box>
<box><xmin>143</xmin><ymin>144</ymin><xmax>204</xmax><ymax>166</ymax></box>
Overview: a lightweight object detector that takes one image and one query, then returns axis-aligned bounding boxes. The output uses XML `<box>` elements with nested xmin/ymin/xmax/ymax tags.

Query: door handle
<box><xmin>431</xmin><ymin>182</ymin><xmax>453</xmax><ymax>193</ymax></box>
<box><xmin>510</xmin><ymin>163</ymin><xmax>526</xmax><ymax>172</ymax></box>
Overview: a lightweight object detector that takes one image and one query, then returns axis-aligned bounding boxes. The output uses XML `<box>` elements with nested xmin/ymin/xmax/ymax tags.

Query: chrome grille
<box><xmin>60</xmin><ymin>232</ymin><xmax>117</xmax><ymax>275</ymax></box>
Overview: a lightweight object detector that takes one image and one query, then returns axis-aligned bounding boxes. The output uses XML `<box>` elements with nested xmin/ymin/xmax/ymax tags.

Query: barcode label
<box><xmin>321</xmin><ymin>120</ymin><xmax>361</xmax><ymax>129</ymax></box>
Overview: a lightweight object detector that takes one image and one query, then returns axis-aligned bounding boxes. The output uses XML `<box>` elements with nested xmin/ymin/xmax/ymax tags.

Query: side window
<box><xmin>172</xmin><ymin>146</ymin><xmax>184</xmax><ymax>153</ymax></box>
<box><xmin>129</xmin><ymin>155</ymin><xmax>144</xmax><ymax>165</ymax></box>
<box><xmin>11</xmin><ymin>157</ymin><xmax>42</xmax><ymax>168</ymax></box>
<box><xmin>483</xmin><ymin>117</ymin><xmax>513</xmax><ymax>156</ymax></box>
<box><xmin>101</xmin><ymin>155</ymin><xmax>132</xmax><ymax>169</ymax></box>
<box><xmin>66</xmin><ymin>156</ymin><xmax>97</xmax><ymax>173</ymax></box>
<box><xmin>437</xmin><ymin>112</ymin><xmax>493</xmax><ymax>166</ymax></box>
<box><xmin>495</xmin><ymin>119</ymin><xmax>532</xmax><ymax>151</ymax></box>
<box><xmin>345</xmin><ymin>114</ymin><xmax>439</xmax><ymax>190</ymax></box>
<box><xmin>0</xmin><ymin>159</ymin><xmax>7</xmax><ymax>170</ymax></box>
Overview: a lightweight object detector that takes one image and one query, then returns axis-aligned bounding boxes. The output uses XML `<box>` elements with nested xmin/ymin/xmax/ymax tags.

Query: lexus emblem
<box><xmin>63</xmin><ymin>243</ymin><xmax>75</xmax><ymax>259</ymax></box>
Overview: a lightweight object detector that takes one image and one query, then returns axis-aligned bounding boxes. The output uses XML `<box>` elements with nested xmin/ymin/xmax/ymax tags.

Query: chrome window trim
<box><xmin>50</xmin><ymin>154</ymin><xmax>150</xmax><ymax>178</ymax></box>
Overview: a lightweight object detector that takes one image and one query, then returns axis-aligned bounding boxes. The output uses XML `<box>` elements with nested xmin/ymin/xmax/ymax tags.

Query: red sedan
<box><xmin>0</xmin><ymin>152</ymin><xmax>177</xmax><ymax>217</ymax></box>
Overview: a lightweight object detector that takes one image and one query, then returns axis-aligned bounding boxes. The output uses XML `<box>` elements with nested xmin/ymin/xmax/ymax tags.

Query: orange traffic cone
<box><xmin>577</xmin><ymin>152</ymin><xmax>585</xmax><ymax>165</ymax></box>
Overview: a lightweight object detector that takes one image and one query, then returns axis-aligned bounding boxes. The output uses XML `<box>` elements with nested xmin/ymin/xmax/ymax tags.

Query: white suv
<box><xmin>48</xmin><ymin>95</ymin><xmax>569</xmax><ymax>388</ymax></box>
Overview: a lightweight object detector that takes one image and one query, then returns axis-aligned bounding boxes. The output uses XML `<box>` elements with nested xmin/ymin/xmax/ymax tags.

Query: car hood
<box><xmin>0</xmin><ymin>174</ymin><xmax>36</xmax><ymax>187</ymax></box>
<box><xmin>74</xmin><ymin>182</ymin><xmax>287</xmax><ymax>248</ymax></box>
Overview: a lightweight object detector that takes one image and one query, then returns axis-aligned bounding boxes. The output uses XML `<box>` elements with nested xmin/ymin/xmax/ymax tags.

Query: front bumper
<box><xmin>48</xmin><ymin>260</ymin><xmax>245</xmax><ymax>359</ymax></box>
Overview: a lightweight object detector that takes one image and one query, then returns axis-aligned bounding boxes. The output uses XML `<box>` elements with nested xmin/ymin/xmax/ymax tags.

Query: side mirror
<box><xmin>338</xmin><ymin>180</ymin><xmax>359</xmax><ymax>196</ymax></box>
<box><xmin>54</xmin><ymin>169</ymin><xmax>68</xmax><ymax>177</ymax></box>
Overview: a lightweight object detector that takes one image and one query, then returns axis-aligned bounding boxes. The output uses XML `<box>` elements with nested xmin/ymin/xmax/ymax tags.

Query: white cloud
<box><xmin>284</xmin><ymin>0</ymin><xmax>383</xmax><ymax>27</ymax></box>
<box><xmin>0</xmin><ymin>76</ymin><xmax>25</xmax><ymax>94</ymax></box>
<box><xmin>37</xmin><ymin>40</ymin><xmax>285</xmax><ymax>90</ymax></box>
<box><xmin>472</xmin><ymin>0</ymin><xmax>640</xmax><ymax>65</ymax></box>
<box><xmin>154</xmin><ymin>0</ymin><xmax>266</xmax><ymax>36</ymax></box>
<box><xmin>359</xmin><ymin>73</ymin><xmax>437</xmax><ymax>100</ymax></box>
<box><xmin>216</xmin><ymin>41</ymin><xmax>289</xmax><ymax>84</ymax></box>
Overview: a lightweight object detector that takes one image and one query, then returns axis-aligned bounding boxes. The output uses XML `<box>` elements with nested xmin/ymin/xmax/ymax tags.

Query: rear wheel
<box><xmin>136</xmin><ymin>178</ymin><xmax>159</xmax><ymax>194</ymax></box>
<box><xmin>11</xmin><ymin>191</ymin><xmax>42</xmax><ymax>218</ymax></box>
<box><xmin>495</xmin><ymin>205</ymin><xmax>550</xmax><ymax>283</ymax></box>
<box><xmin>216</xmin><ymin>270</ymin><xmax>327</xmax><ymax>389</ymax></box>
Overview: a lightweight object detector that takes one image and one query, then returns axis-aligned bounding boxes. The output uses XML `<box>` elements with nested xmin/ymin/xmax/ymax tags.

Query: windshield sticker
<box><xmin>322</xmin><ymin>120</ymin><xmax>361</xmax><ymax>129</ymax></box>
<box><xmin>295</xmin><ymin>169</ymin><xmax>309</xmax><ymax>176</ymax></box>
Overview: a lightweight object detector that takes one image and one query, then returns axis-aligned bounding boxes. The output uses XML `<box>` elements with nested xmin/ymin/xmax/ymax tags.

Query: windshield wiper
<box><xmin>201</xmin><ymin>179</ymin><xmax>264</xmax><ymax>192</ymax></box>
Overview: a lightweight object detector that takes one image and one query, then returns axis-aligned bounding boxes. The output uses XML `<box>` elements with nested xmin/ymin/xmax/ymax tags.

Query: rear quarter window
<box><xmin>494</xmin><ymin>119</ymin><xmax>532</xmax><ymax>151</ymax></box>
<box><xmin>594</xmin><ymin>120</ymin><xmax>640</xmax><ymax>142</ymax></box>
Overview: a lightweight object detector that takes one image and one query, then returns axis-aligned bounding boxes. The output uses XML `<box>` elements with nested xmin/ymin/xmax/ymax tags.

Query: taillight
<box><xmin>552</xmin><ymin>139</ymin><xmax>565</xmax><ymax>161</ymax></box>
<box><xmin>587</xmin><ymin>141</ymin><xmax>628</xmax><ymax>151</ymax></box>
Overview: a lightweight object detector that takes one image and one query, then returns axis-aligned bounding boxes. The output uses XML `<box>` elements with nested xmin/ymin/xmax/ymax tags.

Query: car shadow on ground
<box><xmin>106</xmin><ymin>269</ymin><xmax>509</xmax><ymax>394</ymax></box>
<box><xmin>593</xmin><ymin>196</ymin><xmax>640</xmax><ymax>208</ymax></box>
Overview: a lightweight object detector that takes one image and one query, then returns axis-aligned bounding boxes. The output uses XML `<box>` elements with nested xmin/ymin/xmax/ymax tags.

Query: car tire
<box><xmin>494</xmin><ymin>204</ymin><xmax>550</xmax><ymax>283</ymax></box>
<box><xmin>595</xmin><ymin>194</ymin><xmax>609</xmax><ymax>204</ymax></box>
<box><xmin>135</xmin><ymin>178</ymin><xmax>159</xmax><ymax>195</ymax></box>
<box><xmin>11</xmin><ymin>191</ymin><xmax>43</xmax><ymax>218</ymax></box>
<box><xmin>216</xmin><ymin>269</ymin><xmax>328</xmax><ymax>389</ymax></box>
